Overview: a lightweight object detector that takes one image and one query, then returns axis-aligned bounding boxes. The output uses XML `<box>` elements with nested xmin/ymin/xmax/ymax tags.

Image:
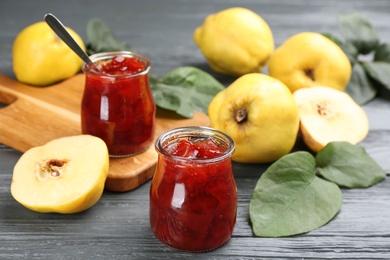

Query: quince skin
<box><xmin>208</xmin><ymin>73</ymin><xmax>300</xmax><ymax>163</ymax></box>
<box><xmin>268</xmin><ymin>32</ymin><xmax>352</xmax><ymax>93</ymax></box>
<box><xmin>11</xmin><ymin>135</ymin><xmax>109</xmax><ymax>214</ymax></box>
<box><xmin>12</xmin><ymin>21</ymin><xmax>85</xmax><ymax>86</ymax></box>
<box><xmin>194</xmin><ymin>7</ymin><xmax>274</xmax><ymax>76</ymax></box>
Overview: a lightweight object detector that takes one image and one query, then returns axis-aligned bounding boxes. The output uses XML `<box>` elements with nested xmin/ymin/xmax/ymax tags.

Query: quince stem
<box><xmin>235</xmin><ymin>108</ymin><xmax>248</xmax><ymax>124</ymax></box>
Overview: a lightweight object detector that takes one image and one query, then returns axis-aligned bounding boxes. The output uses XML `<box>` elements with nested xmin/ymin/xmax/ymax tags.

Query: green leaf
<box><xmin>322</xmin><ymin>33</ymin><xmax>343</xmax><ymax>46</ymax></box>
<box><xmin>340</xmin><ymin>41</ymin><xmax>359</xmax><ymax>65</ymax></box>
<box><xmin>150</xmin><ymin>67</ymin><xmax>225</xmax><ymax>118</ymax></box>
<box><xmin>345</xmin><ymin>63</ymin><xmax>377</xmax><ymax>105</ymax></box>
<box><xmin>316</xmin><ymin>142</ymin><xmax>386</xmax><ymax>188</ymax></box>
<box><xmin>338</xmin><ymin>13</ymin><xmax>380</xmax><ymax>54</ymax></box>
<box><xmin>363</xmin><ymin>61</ymin><xmax>390</xmax><ymax>91</ymax></box>
<box><xmin>86</xmin><ymin>18</ymin><xmax>132</xmax><ymax>55</ymax></box>
<box><xmin>323</xmin><ymin>33</ymin><xmax>358</xmax><ymax>64</ymax></box>
<box><xmin>249</xmin><ymin>152</ymin><xmax>342</xmax><ymax>238</ymax></box>
<box><xmin>374</xmin><ymin>43</ymin><xmax>390</xmax><ymax>62</ymax></box>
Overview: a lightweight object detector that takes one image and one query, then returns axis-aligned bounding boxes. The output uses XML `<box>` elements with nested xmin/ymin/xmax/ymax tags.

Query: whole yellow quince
<box><xmin>13</xmin><ymin>21</ymin><xmax>85</xmax><ymax>86</ymax></box>
<box><xmin>194</xmin><ymin>7</ymin><xmax>274</xmax><ymax>76</ymax></box>
<box><xmin>268</xmin><ymin>32</ymin><xmax>352</xmax><ymax>93</ymax></box>
<box><xmin>209</xmin><ymin>73</ymin><xmax>300</xmax><ymax>163</ymax></box>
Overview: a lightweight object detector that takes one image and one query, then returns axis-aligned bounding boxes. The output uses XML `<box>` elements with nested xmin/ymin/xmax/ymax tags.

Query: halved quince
<box><xmin>293</xmin><ymin>86</ymin><xmax>369</xmax><ymax>153</ymax></box>
<box><xmin>11</xmin><ymin>135</ymin><xmax>109</xmax><ymax>214</ymax></box>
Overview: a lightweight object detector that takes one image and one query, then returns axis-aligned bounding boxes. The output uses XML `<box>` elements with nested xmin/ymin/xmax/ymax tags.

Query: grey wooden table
<box><xmin>1</xmin><ymin>0</ymin><xmax>390</xmax><ymax>259</ymax></box>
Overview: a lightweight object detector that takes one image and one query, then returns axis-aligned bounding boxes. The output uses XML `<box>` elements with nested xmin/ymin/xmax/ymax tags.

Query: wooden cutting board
<box><xmin>0</xmin><ymin>74</ymin><xmax>210</xmax><ymax>192</ymax></box>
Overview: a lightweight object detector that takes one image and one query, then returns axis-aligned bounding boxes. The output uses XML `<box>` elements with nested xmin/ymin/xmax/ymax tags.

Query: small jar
<box><xmin>149</xmin><ymin>126</ymin><xmax>237</xmax><ymax>252</ymax></box>
<box><xmin>81</xmin><ymin>51</ymin><xmax>156</xmax><ymax>157</ymax></box>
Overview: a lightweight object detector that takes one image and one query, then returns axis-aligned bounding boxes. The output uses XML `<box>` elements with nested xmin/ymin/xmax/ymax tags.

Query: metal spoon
<box><xmin>44</xmin><ymin>13</ymin><xmax>101</xmax><ymax>72</ymax></box>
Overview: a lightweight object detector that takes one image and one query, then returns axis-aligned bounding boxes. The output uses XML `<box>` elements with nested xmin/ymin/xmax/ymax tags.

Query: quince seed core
<box><xmin>316</xmin><ymin>101</ymin><xmax>335</xmax><ymax>118</ymax></box>
<box><xmin>36</xmin><ymin>159</ymin><xmax>69</xmax><ymax>180</ymax></box>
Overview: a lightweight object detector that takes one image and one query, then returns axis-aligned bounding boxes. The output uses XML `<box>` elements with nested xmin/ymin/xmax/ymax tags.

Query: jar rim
<box><xmin>82</xmin><ymin>51</ymin><xmax>151</xmax><ymax>79</ymax></box>
<box><xmin>155</xmin><ymin>126</ymin><xmax>236</xmax><ymax>163</ymax></box>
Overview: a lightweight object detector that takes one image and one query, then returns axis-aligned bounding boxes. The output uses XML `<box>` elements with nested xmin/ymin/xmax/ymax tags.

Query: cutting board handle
<box><xmin>0</xmin><ymin>84</ymin><xmax>80</xmax><ymax>152</ymax></box>
<box><xmin>0</xmin><ymin>87</ymin><xmax>17</xmax><ymax>105</ymax></box>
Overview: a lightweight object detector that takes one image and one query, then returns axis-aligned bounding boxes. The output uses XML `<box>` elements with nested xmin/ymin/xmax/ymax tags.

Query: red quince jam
<box><xmin>99</xmin><ymin>55</ymin><xmax>145</xmax><ymax>75</ymax></box>
<box><xmin>81</xmin><ymin>55</ymin><xmax>155</xmax><ymax>156</ymax></box>
<box><xmin>150</xmin><ymin>137</ymin><xmax>237</xmax><ymax>252</ymax></box>
<box><xmin>168</xmin><ymin>139</ymin><xmax>225</xmax><ymax>159</ymax></box>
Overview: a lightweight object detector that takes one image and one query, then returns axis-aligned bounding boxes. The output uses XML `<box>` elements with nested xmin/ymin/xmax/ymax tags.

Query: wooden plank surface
<box><xmin>1</xmin><ymin>0</ymin><xmax>390</xmax><ymax>259</ymax></box>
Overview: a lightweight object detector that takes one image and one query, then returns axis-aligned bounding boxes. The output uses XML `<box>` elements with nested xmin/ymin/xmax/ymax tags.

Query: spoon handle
<box><xmin>44</xmin><ymin>13</ymin><xmax>99</xmax><ymax>71</ymax></box>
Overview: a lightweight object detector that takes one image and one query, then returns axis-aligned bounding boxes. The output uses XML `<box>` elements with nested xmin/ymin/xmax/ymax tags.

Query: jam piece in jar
<box><xmin>98</xmin><ymin>55</ymin><xmax>145</xmax><ymax>75</ymax></box>
<box><xmin>167</xmin><ymin>138</ymin><xmax>225</xmax><ymax>159</ymax></box>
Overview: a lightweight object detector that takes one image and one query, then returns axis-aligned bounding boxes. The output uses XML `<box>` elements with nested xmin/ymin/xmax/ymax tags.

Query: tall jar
<box><xmin>81</xmin><ymin>51</ymin><xmax>155</xmax><ymax>157</ymax></box>
<box><xmin>149</xmin><ymin>126</ymin><xmax>237</xmax><ymax>252</ymax></box>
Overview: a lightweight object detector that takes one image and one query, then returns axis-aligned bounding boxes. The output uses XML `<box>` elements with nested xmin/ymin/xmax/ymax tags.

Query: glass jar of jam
<box><xmin>81</xmin><ymin>51</ymin><xmax>155</xmax><ymax>157</ymax></box>
<box><xmin>149</xmin><ymin>126</ymin><xmax>237</xmax><ymax>252</ymax></box>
